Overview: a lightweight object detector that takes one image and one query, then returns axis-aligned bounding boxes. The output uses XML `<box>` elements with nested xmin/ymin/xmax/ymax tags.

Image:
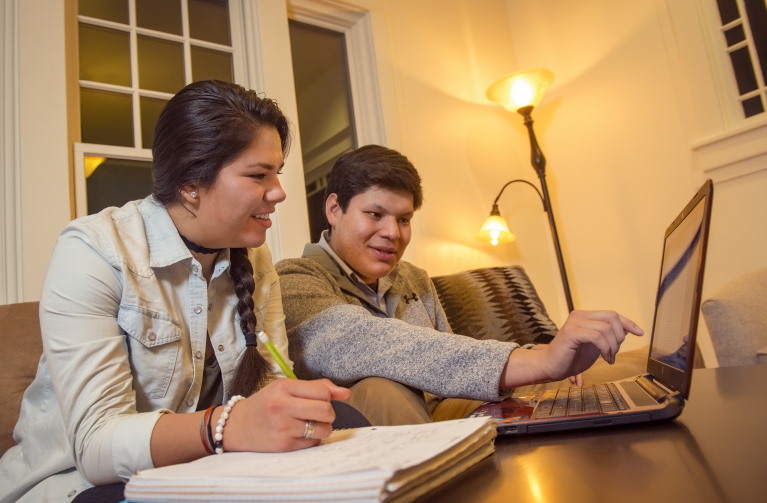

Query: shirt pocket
<box><xmin>118</xmin><ymin>305</ymin><xmax>183</xmax><ymax>400</ymax></box>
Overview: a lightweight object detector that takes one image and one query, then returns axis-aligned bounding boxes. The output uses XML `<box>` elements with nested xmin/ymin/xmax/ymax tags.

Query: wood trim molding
<box><xmin>1</xmin><ymin>0</ymin><xmax>22</xmax><ymax>303</ymax></box>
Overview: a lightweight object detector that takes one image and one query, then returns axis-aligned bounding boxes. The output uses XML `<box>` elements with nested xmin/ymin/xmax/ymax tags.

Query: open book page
<box><xmin>125</xmin><ymin>417</ymin><xmax>496</xmax><ymax>502</ymax></box>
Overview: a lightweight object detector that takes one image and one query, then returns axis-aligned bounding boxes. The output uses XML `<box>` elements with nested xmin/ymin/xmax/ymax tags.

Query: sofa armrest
<box><xmin>0</xmin><ymin>301</ymin><xmax>42</xmax><ymax>456</ymax></box>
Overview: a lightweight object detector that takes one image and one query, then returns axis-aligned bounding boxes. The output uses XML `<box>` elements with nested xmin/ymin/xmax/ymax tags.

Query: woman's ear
<box><xmin>180</xmin><ymin>185</ymin><xmax>200</xmax><ymax>204</ymax></box>
<box><xmin>325</xmin><ymin>193</ymin><xmax>341</xmax><ymax>226</ymax></box>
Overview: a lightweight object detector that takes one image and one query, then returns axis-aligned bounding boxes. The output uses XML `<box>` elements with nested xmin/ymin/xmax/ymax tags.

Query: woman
<box><xmin>0</xmin><ymin>80</ymin><xmax>357</xmax><ymax>502</ymax></box>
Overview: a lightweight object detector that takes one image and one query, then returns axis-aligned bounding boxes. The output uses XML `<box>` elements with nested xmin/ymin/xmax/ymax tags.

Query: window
<box><xmin>713</xmin><ymin>0</ymin><xmax>767</xmax><ymax>118</ymax></box>
<box><xmin>75</xmin><ymin>0</ymin><xmax>233</xmax><ymax>215</ymax></box>
<box><xmin>288</xmin><ymin>20</ymin><xmax>357</xmax><ymax>242</ymax></box>
<box><xmin>658</xmin><ymin>0</ymin><xmax>767</xmax><ymax>182</ymax></box>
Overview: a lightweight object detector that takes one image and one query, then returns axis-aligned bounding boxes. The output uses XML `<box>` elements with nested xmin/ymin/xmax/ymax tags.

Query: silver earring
<box><xmin>190</xmin><ymin>191</ymin><xmax>198</xmax><ymax>199</ymax></box>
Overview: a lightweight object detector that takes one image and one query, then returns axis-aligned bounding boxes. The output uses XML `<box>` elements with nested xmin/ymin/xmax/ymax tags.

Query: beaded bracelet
<box><xmin>199</xmin><ymin>406</ymin><xmax>215</xmax><ymax>455</ymax></box>
<box><xmin>214</xmin><ymin>395</ymin><xmax>244</xmax><ymax>454</ymax></box>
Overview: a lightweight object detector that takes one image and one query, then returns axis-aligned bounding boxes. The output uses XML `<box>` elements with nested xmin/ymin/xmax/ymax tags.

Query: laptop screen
<box><xmin>647</xmin><ymin>180</ymin><xmax>713</xmax><ymax>398</ymax></box>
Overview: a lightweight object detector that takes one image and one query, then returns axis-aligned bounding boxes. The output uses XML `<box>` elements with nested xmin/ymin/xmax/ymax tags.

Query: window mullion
<box><xmin>127</xmin><ymin>0</ymin><xmax>141</xmax><ymax>149</ymax></box>
<box><xmin>737</xmin><ymin>0</ymin><xmax>766</xmax><ymax>92</ymax></box>
<box><xmin>181</xmin><ymin>0</ymin><xmax>193</xmax><ymax>84</ymax></box>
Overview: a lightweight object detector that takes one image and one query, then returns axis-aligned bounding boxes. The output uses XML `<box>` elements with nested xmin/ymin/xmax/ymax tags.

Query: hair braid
<box><xmin>228</xmin><ymin>247</ymin><xmax>272</xmax><ymax>396</ymax></box>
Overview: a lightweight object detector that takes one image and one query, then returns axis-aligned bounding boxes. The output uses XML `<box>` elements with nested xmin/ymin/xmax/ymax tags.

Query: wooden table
<box><xmin>422</xmin><ymin>364</ymin><xmax>767</xmax><ymax>503</ymax></box>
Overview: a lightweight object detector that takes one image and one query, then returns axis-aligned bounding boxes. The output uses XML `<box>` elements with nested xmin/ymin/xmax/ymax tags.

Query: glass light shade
<box><xmin>486</xmin><ymin>68</ymin><xmax>554</xmax><ymax>112</ymax></box>
<box><xmin>477</xmin><ymin>214</ymin><xmax>516</xmax><ymax>246</ymax></box>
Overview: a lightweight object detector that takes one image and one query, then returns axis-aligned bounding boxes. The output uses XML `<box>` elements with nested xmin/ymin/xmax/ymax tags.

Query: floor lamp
<box><xmin>478</xmin><ymin>68</ymin><xmax>575</xmax><ymax>312</ymax></box>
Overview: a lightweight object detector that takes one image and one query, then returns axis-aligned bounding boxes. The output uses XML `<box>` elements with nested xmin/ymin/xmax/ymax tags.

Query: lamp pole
<box><xmin>518</xmin><ymin>105</ymin><xmax>575</xmax><ymax>312</ymax></box>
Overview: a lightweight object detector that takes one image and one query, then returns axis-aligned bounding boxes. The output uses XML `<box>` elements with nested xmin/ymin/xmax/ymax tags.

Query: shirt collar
<box><xmin>140</xmin><ymin>195</ymin><xmax>231</xmax><ymax>275</ymax></box>
<box><xmin>317</xmin><ymin>230</ymin><xmax>397</xmax><ymax>299</ymax></box>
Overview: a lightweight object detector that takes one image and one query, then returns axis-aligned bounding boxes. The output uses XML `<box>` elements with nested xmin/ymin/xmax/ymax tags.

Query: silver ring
<box><xmin>302</xmin><ymin>420</ymin><xmax>316</xmax><ymax>439</ymax></box>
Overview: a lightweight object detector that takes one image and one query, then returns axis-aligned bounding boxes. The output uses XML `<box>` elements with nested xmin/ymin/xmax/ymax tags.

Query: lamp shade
<box><xmin>477</xmin><ymin>214</ymin><xmax>516</xmax><ymax>246</ymax></box>
<box><xmin>486</xmin><ymin>68</ymin><xmax>554</xmax><ymax>112</ymax></box>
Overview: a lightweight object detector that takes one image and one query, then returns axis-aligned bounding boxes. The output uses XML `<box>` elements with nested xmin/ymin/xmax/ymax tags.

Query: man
<box><xmin>276</xmin><ymin>145</ymin><xmax>643</xmax><ymax>425</ymax></box>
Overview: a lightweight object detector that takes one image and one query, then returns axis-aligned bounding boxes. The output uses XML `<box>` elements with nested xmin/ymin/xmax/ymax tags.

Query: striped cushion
<box><xmin>431</xmin><ymin>266</ymin><xmax>557</xmax><ymax>345</ymax></box>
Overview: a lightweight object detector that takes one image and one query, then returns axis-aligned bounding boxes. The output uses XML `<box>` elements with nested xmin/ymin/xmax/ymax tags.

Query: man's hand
<box><xmin>500</xmin><ymin>310</ymin><xmax>644</xmax><ymax>390</ymax></box>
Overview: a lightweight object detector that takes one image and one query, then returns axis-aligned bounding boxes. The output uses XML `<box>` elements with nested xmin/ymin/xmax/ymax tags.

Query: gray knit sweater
<box><xmin>276</xmin><ymin>243</ymin><xmax>516</xmax><ymax>402</ymax></box>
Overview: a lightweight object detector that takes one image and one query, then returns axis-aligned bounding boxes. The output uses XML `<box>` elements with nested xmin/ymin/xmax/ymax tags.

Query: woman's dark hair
<box><xmin>325</xmin><ymin>145</ymin><xmax>423</xmax><ymax>216</ymax></box>
<box><xmin>152</xmin><ymin>80</ymin><xmax>292</xmax><ymax>397</ymax></box>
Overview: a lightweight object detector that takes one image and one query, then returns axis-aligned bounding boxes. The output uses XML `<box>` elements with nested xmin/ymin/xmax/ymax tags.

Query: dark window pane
<box><xmin>189</xmin><ymin>0</ymin><xmax>231</xmax><ymax>45</ymax></box>
<box><xmin>742</xmin><ymin>96</ymin><xmax>764</xmax><ymax>117</ymax></box>
<box><xmin>729</xmin><ymin>47</ymin><xmax>758</xmax><ymax>94</ymax></box>
<box><xmin>716</xmin><ymin>0</ymin><xmax>740</xmax><ymax>25</ymax></box>
<box><xmin>79</xmin><ymin>24</ymin><xmax>131</xmax><ymax>86</ymax></box>
<box><xmin>289</xmin><ymin>20</ymin><xmax>357</xmax><ymax>243</ymax></box>
<box><xmin>136</xmin><ymin>0</ymin><xmax>182</xmax><ymax>35</ymax></box>
<box><xmin>80</xmin><ymin>88</ymin><xmax>134</xmax><ymax>147</ymax></box>
<box><xmin>744</xmin><ymin>0</ymin><xmax>767</xmax><ymax>82</ymax></box>
<box><xmin>86</xmin><ymin>157</ymin><xmax>154</xmax><ymax>214</ymax></box>
<box><xmin>140</xmin><ymin>97</ymin><xmax>168</xmax><ymax>149</ymax></box>
<box><xmin>724</xmin><ymin>25</ymin><xmax>745</xmax><ymax>46</ymax></box>
<box><xmin>78</xmin><ymin>0</ymin><xmax>128</xmax><ymax>24</ymax></box>
<box><xmin>191</xmin><ymin>46</ymin><xmax>233</xmax><ymax>82</ymax></box>
<box><xmin>137</xmin><ymin>35</ymin><xmax>185</xmax><ymax>94</ymax></box>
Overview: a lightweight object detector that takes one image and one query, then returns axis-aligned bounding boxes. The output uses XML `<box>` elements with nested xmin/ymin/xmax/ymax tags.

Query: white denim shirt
<box><xmin>0</xmin><ymin>196</ymin><xmax>291</xmax><ymax>503</ymax></box>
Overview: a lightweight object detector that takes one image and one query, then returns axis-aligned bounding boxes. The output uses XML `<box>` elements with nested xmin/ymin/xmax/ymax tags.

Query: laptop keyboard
<box><xmin>532</xmin><ymin>383</ymin><xmax>630</xmax><ymax>418</ymax></box>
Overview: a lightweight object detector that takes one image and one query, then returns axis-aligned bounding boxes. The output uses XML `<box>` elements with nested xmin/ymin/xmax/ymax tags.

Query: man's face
<box><xmin>326</xmin><ymin>186</ymin><xmax>414</xmax><ymax>284</ymax></box>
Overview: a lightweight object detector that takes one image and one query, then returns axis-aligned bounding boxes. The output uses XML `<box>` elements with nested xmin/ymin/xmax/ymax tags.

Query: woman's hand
<box><xmin>222</xmin><ymin>378</ymin><xmax>350</xmax><ymax>453</ymax></box>
<box><xmin>501</xmin><ymin>310</ymin><xmax>644</xmax><ymax>389</ymax></box>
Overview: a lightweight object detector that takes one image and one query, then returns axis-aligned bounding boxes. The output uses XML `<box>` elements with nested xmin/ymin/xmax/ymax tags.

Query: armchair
<box><xmin>701</xmin><ymin>267</ymin><xmax>767</xmax><ymax>366</ymax></box>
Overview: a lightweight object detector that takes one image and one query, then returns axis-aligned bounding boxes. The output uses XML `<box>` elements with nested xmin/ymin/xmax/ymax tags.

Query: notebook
<box><xmin>469</xmin><ymin>179</ymin><xmax>714</xmax><ymax>435</ymax></box>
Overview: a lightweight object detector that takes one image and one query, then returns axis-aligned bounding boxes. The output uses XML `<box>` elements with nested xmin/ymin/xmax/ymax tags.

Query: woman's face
<box><xmin>193</xmin><ymin>126</ymin><xmax>286</xmax><ymax>249</ymax></box>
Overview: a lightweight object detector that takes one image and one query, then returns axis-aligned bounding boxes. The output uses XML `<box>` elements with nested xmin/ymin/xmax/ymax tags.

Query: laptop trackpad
<box><xmin>619</xmin><ymin>380</ymin><xmax>659</xmax><ymax>406</ymax></box>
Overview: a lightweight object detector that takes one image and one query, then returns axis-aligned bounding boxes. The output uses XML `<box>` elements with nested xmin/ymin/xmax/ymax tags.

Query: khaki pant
<box><xmin>343</xmin><ymin>377</ymin><xmax>484</xmax><ymax>426</ymax></box>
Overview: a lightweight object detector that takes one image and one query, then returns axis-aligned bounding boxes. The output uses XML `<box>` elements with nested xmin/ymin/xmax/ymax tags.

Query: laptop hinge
<box><xmin>636</xmin><ymin>375</ymin><xmax>669</xmax><ymax>402</ymax></box>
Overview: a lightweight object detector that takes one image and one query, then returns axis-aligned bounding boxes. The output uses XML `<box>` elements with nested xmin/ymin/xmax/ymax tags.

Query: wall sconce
<box><xmin>479</xmin><ymin>68</ymin><xmax>574</xmax><ymax>312</ymax></box>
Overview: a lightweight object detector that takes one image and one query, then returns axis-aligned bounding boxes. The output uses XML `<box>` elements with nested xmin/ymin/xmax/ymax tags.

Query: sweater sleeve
<box><xmin>276</xmin><ymin>258</ymin><xmax>515</xmax><ymax>402</ymax></box>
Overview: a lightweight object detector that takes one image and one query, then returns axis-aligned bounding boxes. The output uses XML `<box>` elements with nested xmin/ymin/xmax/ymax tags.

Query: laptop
<box><xmin>469</xmin><ymin>179</ymin><xmax>714</xmax><ymax>435</ymax></box>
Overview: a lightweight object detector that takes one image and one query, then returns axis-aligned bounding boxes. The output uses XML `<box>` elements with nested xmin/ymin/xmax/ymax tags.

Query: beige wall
<box><xmin>16</xmin><ymin>0</ymin><xmax>72</xmax><ymax>302</ymax></box>
<box><xmin>371</xmin><ymin>0</ymin><xmax>767</xmax><ymax>363</ymax></box>
<box><xmin>10</xmin><ymin>0</ymin><xmax>767</xmax><ymax>365</ymax></box>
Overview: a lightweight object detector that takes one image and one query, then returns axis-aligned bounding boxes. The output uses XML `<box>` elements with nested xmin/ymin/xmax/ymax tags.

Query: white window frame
<box><xmin>73</xmin><ymin>0</ymin><xmax>241</xmax><ymax>217</ymax></box>
<box><xmin>1</xmin><ymin>0</ymin><xmax>22</xmax><ymax>304</ymax></box>
<box><xmin>287</xmin><ymin>0</ymin><xmax>387</xmax><ymax>148</ymax></box>
<box><xmin>72</xmin><ymin>143</ymin><xmax>153</xmax><ymax>217</ymax></box>
<box><xmin>657</xmin><ymin>0</ymin><xmax>767</xmax><ymax>183</ymax></box>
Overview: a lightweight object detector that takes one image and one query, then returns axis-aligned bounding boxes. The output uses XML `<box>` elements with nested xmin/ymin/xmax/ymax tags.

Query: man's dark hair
<box><xmin>325</xmin><ymin>145</ymin><xmax>423</xmax><ymax>214</ymax></box>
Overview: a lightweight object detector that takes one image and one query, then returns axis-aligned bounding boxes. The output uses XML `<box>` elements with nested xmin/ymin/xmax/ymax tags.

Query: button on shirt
<box><xmin>0</xmin><ymin>196</ymin><xmax>291</xmax><ymax>503</ymax></box>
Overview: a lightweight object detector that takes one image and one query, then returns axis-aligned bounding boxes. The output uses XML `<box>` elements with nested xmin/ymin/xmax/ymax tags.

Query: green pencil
<box><xmin>256</xmin><ymin>331</ymin><xmax>297</xmax><ymax>379</ymax></box>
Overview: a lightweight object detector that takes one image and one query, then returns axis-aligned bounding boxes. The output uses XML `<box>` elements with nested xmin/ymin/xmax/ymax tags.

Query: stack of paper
<box><xmin>125</xmin><ymin>417</ymin><xmax>496</xmax><ymax>502</ymax></box>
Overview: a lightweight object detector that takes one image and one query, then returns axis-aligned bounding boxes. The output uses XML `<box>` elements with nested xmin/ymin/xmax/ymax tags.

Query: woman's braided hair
<box><xmin>152</xmin><ymin>80</ymin><xmax>292</xmax><ymax>396</ymax></box>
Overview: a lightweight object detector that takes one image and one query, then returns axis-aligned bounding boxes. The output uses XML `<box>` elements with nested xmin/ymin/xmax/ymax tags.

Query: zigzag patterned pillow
<box><xmin>431</xmin><ymin>266</ymin><xmax>558</xmax><ymax>345</ymax></box>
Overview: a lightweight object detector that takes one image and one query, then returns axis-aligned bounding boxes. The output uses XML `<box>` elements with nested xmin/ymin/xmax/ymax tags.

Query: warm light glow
<box><xmin>84</xmin><ymin>155</ymin><xmax>107</xmax><ymax>178</ymax></box>
<box><xmin>486</xmin><ymin>68</ymin><xmax>554</xmax><ymax>112</ymax></box>
<box><xmin>477</xmin><ymin>214</ymin><xmax>515</xmax><ymax>246</ymax></box>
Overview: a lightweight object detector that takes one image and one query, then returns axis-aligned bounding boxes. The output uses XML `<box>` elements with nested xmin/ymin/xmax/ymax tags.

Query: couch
<box><xmin>0</xmin><ymin>301</ymin><xmax>42</xmax><ymax>456</ymax></box>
